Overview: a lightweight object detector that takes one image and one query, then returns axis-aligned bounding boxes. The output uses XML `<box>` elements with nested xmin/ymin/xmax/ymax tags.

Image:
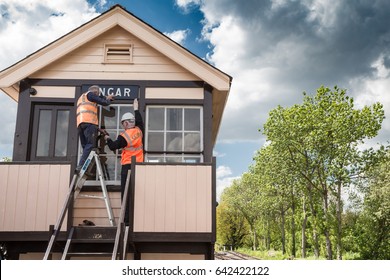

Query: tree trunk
<box><xmin>307</xmin><ymin>187</ymin><xmax>320</xmax><ymax>258</ymax></box>
<box><xmin>281</xmin><ymin>206</ymin><xmax>286</xmax><ymax>255</ymax></box>
<box><xmin>323</xmin><ymin>190</ymin><xmax>333</xmax><ymax>260</ymax></box>
<box><xmin>301</xmin><ymin>197</ymin><xmax>307</xmax><ymax>258</ymax></box>
<box><xmin>266</xmin><ymin>219</ymin><xmax>271</xmax><ymax>250</ymax></box>
<box><xmin>336</xmin><ymin>182</ymin><xmax>343</xmax><ymax>260</ymax></box>
<box><xmin>250</xmin><ymin>224</ymin><xmax>256</xmax><ymax>251</ymax></box>
<box><xmin>291</xmin><ymin>188</ymin><xmax>296</xmax><ymax>258</ymax></box>
<box><xmin>253</xmin><ymin>229</ymin><xmax>257</xmax><ymax>251</ymax></box>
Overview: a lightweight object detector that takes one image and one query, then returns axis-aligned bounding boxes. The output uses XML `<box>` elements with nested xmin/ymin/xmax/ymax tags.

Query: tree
<box><xmin>223</xmin><ymin>175</ymin><xmax>262</xmax><ymax>250</ymax></box>
<box><xmin>356</xmin><ymin>147</ymin><xmax>390</xmax><ymax>259</ymax></box>
<box><xmin>252</xmin><ymin>145</ymin><xmax>300</xmax><ymax>257</ymax></box>
<box><xmin>216</xmin><ymin>196</ymin><xmax>249</xmax><ymax>250</ymax></box>
<box><xmin>262</xmin><ymin>86</ymin><xmax>384</xmax><ymax>259</ymax></box>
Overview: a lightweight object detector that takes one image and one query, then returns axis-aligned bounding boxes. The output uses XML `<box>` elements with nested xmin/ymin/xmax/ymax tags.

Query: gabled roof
<box><xmin>0</xmin><ymin>4</ymin><xmax>232</xmax><ymax>101</ymax></box>
<box><xmin>0</xmin><ymin>4</ymin><xmax>231</xmax><ymax>145</ymax></box>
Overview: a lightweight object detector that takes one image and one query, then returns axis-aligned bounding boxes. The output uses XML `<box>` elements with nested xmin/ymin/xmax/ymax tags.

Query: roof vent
<box><xmin>103</xmin><ymin>44</ymin><xmax>133</xmax><ymax>64</ymax></box>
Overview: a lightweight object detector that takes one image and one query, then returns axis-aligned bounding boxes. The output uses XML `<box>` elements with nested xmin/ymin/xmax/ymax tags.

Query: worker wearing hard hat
<box><xmin>104</xmin><ymin>98</ymin><xmax>144</xmax><ymax>223</ymax></box>
<box><xmin>76</xmin><ymin>85</ymin><xmax>114</xmax><ymax>173</ymax></box>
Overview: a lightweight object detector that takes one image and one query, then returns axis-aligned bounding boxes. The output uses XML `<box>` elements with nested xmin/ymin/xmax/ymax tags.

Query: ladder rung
<box><xmin>66</xmin><ymin>252</ymin><xmax>113</xmax><ymax>257</ymax></box>
<box><xmin>70</xmin><ymin>239</ymin><xmax>115</xmax><ymax>243</ymax></box>
<box><xmin>79</xmin><ymin>194</ymin><xmax>106</xmax><ymax>199</ymax></box>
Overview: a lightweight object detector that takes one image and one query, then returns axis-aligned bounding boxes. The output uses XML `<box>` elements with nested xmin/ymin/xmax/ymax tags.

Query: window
<box><xmin>103</xmin><ymin>44</ymin><xmax>133</xmax><ymax>64</ymax></box>
<box><xmin>31</xmin><ymin>104</ymin><xmax>72</xmax><ymax>161</ymax></box>
<box><xmin>145</xmin><ymin>106</ymin><xmax>203</xmax><ymax>163</ymax></box>
<box><xmin>80</xmin><ymin>104</ymin><xmax>134</xmax><ymax>185</ymax></box>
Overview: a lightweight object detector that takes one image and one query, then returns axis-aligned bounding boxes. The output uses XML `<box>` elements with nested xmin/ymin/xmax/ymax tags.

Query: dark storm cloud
<box><xmin>207</xmin><ymin>0</ymin><xmax>390</xmax><ymax>83</ymax></box>
<box><xmin>201</xmin><ymin>0</ymin><xmax>390</xmax><ymax>144</ymax></box>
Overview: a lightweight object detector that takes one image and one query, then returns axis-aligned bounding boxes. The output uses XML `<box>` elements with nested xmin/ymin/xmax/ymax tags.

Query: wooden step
<box><xmin>70</xmin><ymin>226</ymin><xmax>116</xmax><ymax>242</ymax></box>
<box><xmin>61</xmin><ymin>226</ymin><xmax>118</xmax><ymax>259</ymax></box>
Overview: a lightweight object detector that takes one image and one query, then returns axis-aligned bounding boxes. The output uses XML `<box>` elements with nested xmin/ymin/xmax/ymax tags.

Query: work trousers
<box><xmin>77</xmin><ymin>123</ymin><xmax>98</xmax><ymax>168</ymax></box>
<box><xmin>121</xmin><ymin>163</ymin><xmax>132</xmax><ymax>225</ymax></box>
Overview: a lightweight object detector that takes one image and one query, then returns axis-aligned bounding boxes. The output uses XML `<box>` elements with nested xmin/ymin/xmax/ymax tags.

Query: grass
<box><xmin>235</xmin><ymin>248</ymin><xmax>361</xmax><ymax>260</ymax></box>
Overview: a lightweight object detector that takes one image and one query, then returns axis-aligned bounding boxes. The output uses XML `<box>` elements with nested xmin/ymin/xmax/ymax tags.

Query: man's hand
<box><xmin>133</xmin><ymin>98</ymin><xmax>139</xmax><ymax>111</ymax></box>
<box><xmin>106</xmin><ymin>95</ymin><xmax>115</xmax><ymax>101</ymax></box>
<box><xmin>98</xmin><ymin>128</ymin><xmax>109</xmax><ymax>136</ymax></box>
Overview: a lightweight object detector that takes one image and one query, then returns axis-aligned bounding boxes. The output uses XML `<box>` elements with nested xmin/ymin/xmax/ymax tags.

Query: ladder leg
<box><xmin>74</xmin><ymin>151</ymin><xmax>96</xmax><ymax>198</ymax></box>
<box><xmin>94</xmin><ymin>153</ymin><xmax>116</xmax><ymax>226</ymax></box>
<box><xmin>43</xmin><ymin>174</ymin><xmax>78</xmax><ymax>260</ymax></box>
<box><xmin>122</xmin><ymin>226</ymin><xmax>130</xmax><ymax>260</ymax></box>
<box><xmin>61</xmin><ymin>227</ymin><xmax>75</xmax><ymax>260</ymax></box>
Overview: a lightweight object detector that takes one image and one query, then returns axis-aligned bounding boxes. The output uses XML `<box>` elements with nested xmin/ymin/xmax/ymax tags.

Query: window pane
<box><xmin>54</xmin><ymin>110</ymin><xmax>69</xmax><ymax>157</ymax></box>
<box><xmin>184</xmin><ymin>132</ymin><xmax>200</xmax><ymax>151</ymax></box>
<box><xmin>147</xmin><ymin>132</ymin><xmax>164</xmax><ymax>150</ymax></box>
<box><xmin>166</xmin><ymin>156</ymin><xmax>182</xmax><ymax>163</ymax></box>
<box><xmin>146</xmin><ymin>155</ymin><xmax>164</xmax><ymax>163</ymax></box>
<box><xmin>101</xmin><ymin>156</ymin><xmax>116</xmax><ymax>181</ymax></box>
<box><xmin>36</xmin><ymin>110</ymin><xmax>52</xmax><ymax>157</ymax></box>
<box><xmin>101</xmin><ymin>106</ymin><xmax>117</xmax><ymax>129</ymax></box>
<box><xmin>184</xmin><ymin>108</ymin><xmax>200</xmax><ymax>131</ymax></box>
<box><xmin>166</xmin><ymin>132</ymin><xmax>182</xmax><ymax>151</ymax></box>
<box><xmin>184</xmin><ymin>157</ymin><xmax>201</xmax><ymax>163</ymax></box>
<box><xmin>166</xmin><ymin>108</ymin><xmax>182</xmax><ymax>131</ymax></box>
<box><xmin>148</xmin><ymin>108</ymin><xmax>164</xmax><ymax>130</ymax></box>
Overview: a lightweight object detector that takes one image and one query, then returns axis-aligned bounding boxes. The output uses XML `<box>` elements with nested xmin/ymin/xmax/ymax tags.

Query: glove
<box><xmin>133</xmin><ymin>98</ymin><xmax>139</xmax><ymax>111</ymax></box>
<box><xmin>106</xmin><ymin>95</ymin><xmax>115</xmax><ymax>101</ymax></box>
<box><xmin>98</xmin><ymin>128</ymin><xmax>109</xmax><ymax>136</ymax></box>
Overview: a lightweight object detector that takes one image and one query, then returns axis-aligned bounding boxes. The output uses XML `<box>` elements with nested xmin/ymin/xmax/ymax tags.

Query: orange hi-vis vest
<box><xmin>120</xmin><ymin>127</ymin><xmax>144</xmax><ymax>165</ymax></box>
<box><xmin>76</xmin><ymin>93</ymin><xmax>98</xmax><ymax>127</ymax></box>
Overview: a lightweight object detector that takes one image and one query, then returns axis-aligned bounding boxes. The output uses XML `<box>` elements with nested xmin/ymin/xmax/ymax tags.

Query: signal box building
<box><xmin>0</xmin><ymin>5</ymin><xmax>231</xmax><ymax>260</ymax></box>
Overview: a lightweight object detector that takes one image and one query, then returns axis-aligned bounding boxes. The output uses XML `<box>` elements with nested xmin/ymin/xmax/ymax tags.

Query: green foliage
<box><xmin>216</xmin><ymin>199</ymin><xmax>250</xmax><ymax>249</ymax></box>
<box><xmin>222</xmin><ymin>175</ymin><xmax>263</xmax><ymax>250</ymax></box>
<box><xmin>218</xmin><ymin>85</ymin><xmax>387</xmax><ymax>259</ymax></box>
<box><xmin>355</xmin><ymin>148</ymin><xmax>390</xmax><ymax>259</ymax></box>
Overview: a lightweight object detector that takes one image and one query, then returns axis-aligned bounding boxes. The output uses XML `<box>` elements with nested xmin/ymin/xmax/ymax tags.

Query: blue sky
<box><xmin>1</xmin><ymin>0</ymin><xmax>390</xmax><ymax>198</ymax></box>
<box><xmin>92</xmin><ymin>0</ymin><xmax>209</xmax><ymax>57</ymax></box>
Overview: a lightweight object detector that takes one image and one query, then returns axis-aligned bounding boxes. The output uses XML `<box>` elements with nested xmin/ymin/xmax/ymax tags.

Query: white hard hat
<box><xmin>121</xmin><ymin>112</ymin><xmax>135</xmax><ymax>122</ymax></box>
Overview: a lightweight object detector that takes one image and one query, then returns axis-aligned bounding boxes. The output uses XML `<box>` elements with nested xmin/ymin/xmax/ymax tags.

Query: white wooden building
<box><xmin>0</xmin><ymin>5</ymin><xmax>231</xmax><ymax>260</ymax></box>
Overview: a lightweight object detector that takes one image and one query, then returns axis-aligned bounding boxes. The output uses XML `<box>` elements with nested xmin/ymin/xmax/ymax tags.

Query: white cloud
<box><xmin>195</xmin><ymin>0</ymin><xmax>390</xmax><ymax>149</ymax></box>
<box><xmin>164</xmin><ymin>29</ymin><xmax>191</xmax><ymax>46</ymax></box>
<box><xmin>0</xmin><ymin>0</ymin><xmax>101</xmax><ymax>158</ymax></box>
<box><xmin>0</xmin><ymin>1</ymin><xmax>99</xmax><ymax>69</ymax></box>
<box><xmin>217</xmin><ymin>165</ymin><xmax>232</xmax><ymax>178</ymax></box>
<box><xmin>216</xmin><ymin>165</ymin><xmax>239</xmax><ymax>201</ymax></box>
<box><xmin>175</xmin><ymin>0</ymin><xmax>202</xmax><ymax>13</ymax></box>
<box><xmin>213</xmin><ymin>150</ymin><xmax>226</xmax><ymax>158</ymax></box>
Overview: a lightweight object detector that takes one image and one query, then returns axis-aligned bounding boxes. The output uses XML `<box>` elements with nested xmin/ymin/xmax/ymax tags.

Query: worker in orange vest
<box><xmin>76</xmin><ymin>85</ymin><xmax>114</xmax><ymax>173</ymax></box>
<box><xmin>103</xmin><ymin>98</ymin><xmax>144</xmax><ymax>224</ymax></box>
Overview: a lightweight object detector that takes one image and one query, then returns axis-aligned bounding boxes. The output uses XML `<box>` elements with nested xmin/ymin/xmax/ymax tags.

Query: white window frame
<box><xmin>145</xmin><ymin>105</ymin><xmax>203</xmax><ymax>163</ymax></box>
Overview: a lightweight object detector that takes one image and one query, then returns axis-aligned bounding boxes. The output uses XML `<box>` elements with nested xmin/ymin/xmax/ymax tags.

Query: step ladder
<box><xmin>43</xmin><ymin>149</ymin><xmax>116</xmax><ymax>260</ymax></box>
<box><xmin>74</xmin><ymin>150</ymin><xmax>115</xmax><ymax>226</ymax></box>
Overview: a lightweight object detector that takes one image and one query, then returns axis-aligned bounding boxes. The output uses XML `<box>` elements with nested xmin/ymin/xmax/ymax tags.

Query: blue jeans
<box><xmin>77</xmin><ymin>123</ymin><xmax>98</xmax><ymax>168</ymax></box>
